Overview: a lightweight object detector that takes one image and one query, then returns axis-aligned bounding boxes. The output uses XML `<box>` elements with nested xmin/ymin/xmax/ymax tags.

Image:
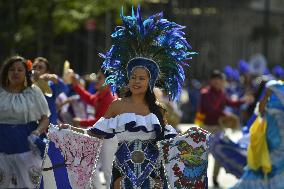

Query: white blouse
<box><xmin>0</xmin><ymin>85</ymin><xmax>50</xmax><ymax>124</ymax></box>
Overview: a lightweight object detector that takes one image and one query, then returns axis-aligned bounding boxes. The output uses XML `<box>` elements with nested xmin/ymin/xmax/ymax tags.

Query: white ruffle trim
<box><xmin>90</xmin><ymin>113</ymin><xmax>177</xmax><ymax>137</ymax></box>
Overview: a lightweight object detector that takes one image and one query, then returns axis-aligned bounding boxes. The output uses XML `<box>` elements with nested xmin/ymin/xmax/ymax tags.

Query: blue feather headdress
<box><xmin>100</xmin><ymin>6</ymin><xmax>196</xmax><ymax>101</ymax></box>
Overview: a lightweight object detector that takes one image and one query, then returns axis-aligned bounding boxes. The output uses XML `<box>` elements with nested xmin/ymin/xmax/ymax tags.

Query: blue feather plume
<box><xmin>101</xmin><ymin>6</ymin><xmax>197</xmax><ymax>100</ymax></box>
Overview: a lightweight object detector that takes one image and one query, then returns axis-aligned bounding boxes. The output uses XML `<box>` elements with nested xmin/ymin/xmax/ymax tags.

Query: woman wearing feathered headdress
<box><xmin>58</xmin><ymin>6</ymin><xmax>210</xmax><ymax>189</ymax></box>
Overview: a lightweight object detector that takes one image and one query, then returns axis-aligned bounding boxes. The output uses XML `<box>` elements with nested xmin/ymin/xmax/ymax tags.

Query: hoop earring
<box><xmin>24</xmin><ymin>77</ymin><xmax>27</xmax><ymax>87</ymax></box>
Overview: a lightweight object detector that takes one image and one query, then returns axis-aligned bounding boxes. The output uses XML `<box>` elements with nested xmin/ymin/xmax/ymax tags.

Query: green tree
<box><xmin>0</xmin><ymin>0</ymin><xmax>140</xmax><ymax>70</ymax></box>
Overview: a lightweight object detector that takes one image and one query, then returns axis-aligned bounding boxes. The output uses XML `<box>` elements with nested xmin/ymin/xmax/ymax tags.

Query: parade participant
<box><xmin>32</xmin><ymin>57</ymin><xmax>66</xmax><ymax>124</ymax></box>
<box><xmin>209</xmin><ymin>77</ymin><xmax>270</xmax><ymax>179</ymax></box>
<box><xmin>32</xmin><ymin>57</ymin><xmax>69</xmax><ymax>189</ymax></box>
<box><xmin>195</xmin><ymin>69</ymin><xmax>253</xmax><ymax>187</ymax></box>
<box><xmin>238</xmin><ymin>59</ymin><xmax>251</xmax><ymax>90</ymax></box>
<box><xmin>232</xmin><ymin>79</ymin><xmax>284</xmax><ymax>189</ymax></box>
<box><xmin>0</xmin><ymin>56</ymin><xmax>50</xmax><ymax>188</ymax></box>
<box><xmin>71</xmin><ymin>69</ymin><xmax>116</xmax><ymax>127</ymax></box>
<box><xmin>57</xmin><ymin>69</ymin><xmax>90</xmax><ymax>124</ymax></box>
<box><xmin>58</xmin><ymin>6</ymin><xmax>210</xmax><ymax>189</ymax></box>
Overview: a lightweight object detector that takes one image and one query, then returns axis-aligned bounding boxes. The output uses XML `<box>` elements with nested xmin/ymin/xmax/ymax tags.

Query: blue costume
<box><xmin>90</xmin><ymin>113</ymin><xmax>177</xmax><ymax>188</ymax></box>
<box><xmin>233</xmin><ymin>80</ymin><xmax>284</xmax><ymax>189</ymax></box>
<box><xmin>46</xmin><ymin>79</ymin><xmax>66</xmax><ymax>124</ymax></box>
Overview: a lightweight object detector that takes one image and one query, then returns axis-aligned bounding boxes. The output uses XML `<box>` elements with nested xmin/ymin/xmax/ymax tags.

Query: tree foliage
<box><xmin>0</xmin><ymin>0</ymin><xmax>140</xmax><ymax>65</ymax></box>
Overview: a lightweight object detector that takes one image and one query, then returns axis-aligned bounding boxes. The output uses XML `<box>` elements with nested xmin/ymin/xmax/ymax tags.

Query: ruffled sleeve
<box><xmin>88</xmin><ymin>117</ymin><xmax>116</xmax><ymax>138</ymax></box>
<box><xmin>31</xmin><ymin>85</ymin><xmax>51</xmax><ymax>119</ymax></box>
<box><xmin>164</xmin><ymin>124</ymin><xmax>178</xmax><ymax>139</ymax></box>
<box><xmin>88</xmin><ymin>113</ymin><xmax>177</xmax><ymax>139</ymax></box>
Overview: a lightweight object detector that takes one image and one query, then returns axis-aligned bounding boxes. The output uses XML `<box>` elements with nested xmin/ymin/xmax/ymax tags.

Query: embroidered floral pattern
<box><xmin>48</xmin><ymin>127</ymin><xmax>102</xmax><ymax>189</ymax></box>
<box><xmin>159</xmin><ymin>126</ymin><xmax>210</xmax><ymax>189</ymax></box>
<box><xmin>185</xmin><ymin>127</ymin><xmax>208</xmax><ymax>144</ymax></box>
<box><xmin>162</xmin><ymin>140</ymin><xmax>173</xmax><ymax>164</ymax></box>
<box><xmin>172</xmin><ymin>162</ymin><xmax>207</xmax><ymax>188</ymax></box>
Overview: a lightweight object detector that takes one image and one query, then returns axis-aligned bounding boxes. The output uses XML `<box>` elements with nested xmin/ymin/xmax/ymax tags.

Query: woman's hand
<box><xmin>31</xmin><ymin>130</ymin><xmax>41</xmax><ymax>136</ymax></box>
<box><xmin>71</xmin><ymin>73</ymin><xmax>80</xmax><ymax>86</ymax></box>
<box><xmin>72</xmin><ymin>117</ymin><xmax>81</xmax><ymax>127</ymax></box>
<box><xmin>40</xmin><ymin>73</ymin><xmax>59</xmax><ymax>83</ymax></box>
<box><xmin>58</xmin><ymin>123</ymin><xmax>71</xmax><ymax>130</ymax></box>
<box><xmin>36</xmin><ymin>115</ymin><xmax>49</xmax><ymax>135</ymax></box>
<box><xmin>57</xmin><ymin>123</ymin><xmax>88</xmax><ymax>135</ymax></box>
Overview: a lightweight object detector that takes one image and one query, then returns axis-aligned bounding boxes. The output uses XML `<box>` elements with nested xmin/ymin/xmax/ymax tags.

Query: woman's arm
<box><xmin>32</xmin><ymin>115</ymin><xmax>49</xmax><ymax>135</ymax></box>
<box><xmin>73</xmin><ymin>84</ymin><xmax>96</xmax><ymax>105</ymax></box>
<box><xmin>58</xmin><ymin>123</ymin><xmax>105</xmax><ymax>139</ymax></box>
<box><xmin>58</xmin><ymin>99</ymin><xmax>119</xmax><ymax>138</ymax></box>
<box><xmin>258</xmin><ymin>88</ymin><xmax>272</xmax><ymax>114</ymax></box>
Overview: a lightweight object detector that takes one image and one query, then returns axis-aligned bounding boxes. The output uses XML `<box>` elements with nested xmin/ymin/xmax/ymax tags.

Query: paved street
<box><xmin>207</xmin><ymin>154</ymin><xmax>238</xmax><ymax>189</ymax></box>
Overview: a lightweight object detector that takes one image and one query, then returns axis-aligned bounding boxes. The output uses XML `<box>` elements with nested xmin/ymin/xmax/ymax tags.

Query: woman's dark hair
<box><xmin>125</xmin><ymin>88</ymin><xmax>167</xmax><ymax>140</ymax></box>
<box><xmin>100</xmin><ymin>67</ymin><xmax>111</xmax><ymax>78</ymax></box>
<box><xmin>210</xmin><ymin>69</ymin><xmax>226</xmax><ymax>80</ymax></box>
<box><xmin>246</xmin><ymin>77</ymin><xmax>269</xmax><ymax>117</ymax></box>
<box><xmin>0</xmin><ymin>55</ymin><xmax>33</xmax><ymax>88</ymax></box>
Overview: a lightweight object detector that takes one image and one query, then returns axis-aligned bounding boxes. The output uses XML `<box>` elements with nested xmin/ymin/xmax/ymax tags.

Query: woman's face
<box><xmin>210</xmin><ymin>78</ymin><xmax>225</xmax><ymax>91</ymax></box>
<box><xmin>129</xmin><ymin>67</ymin><xmax>150</xmax><ymax>95</ymax></box>
<box><xmin>8</xmin><ymin>61</ymin><xmax>26</xmax><ymax>87</ymax></box>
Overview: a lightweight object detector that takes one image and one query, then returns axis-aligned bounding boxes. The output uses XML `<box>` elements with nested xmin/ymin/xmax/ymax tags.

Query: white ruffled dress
<box><xmin>88</xmin><ymin>113</ymin><xmax>177</xmax><ymax>188</ymax></box>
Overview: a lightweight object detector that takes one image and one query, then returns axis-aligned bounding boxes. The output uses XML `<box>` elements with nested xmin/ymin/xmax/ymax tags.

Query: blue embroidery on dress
<box><xmin>183</xmin><ymin>162</ymin><xmax>207</xmax><ymax>178</ymax></box>
<box><xmin>114</xmin><ymin>140</ymin><xmax>162</xmax><ymax>188</ymax></box>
